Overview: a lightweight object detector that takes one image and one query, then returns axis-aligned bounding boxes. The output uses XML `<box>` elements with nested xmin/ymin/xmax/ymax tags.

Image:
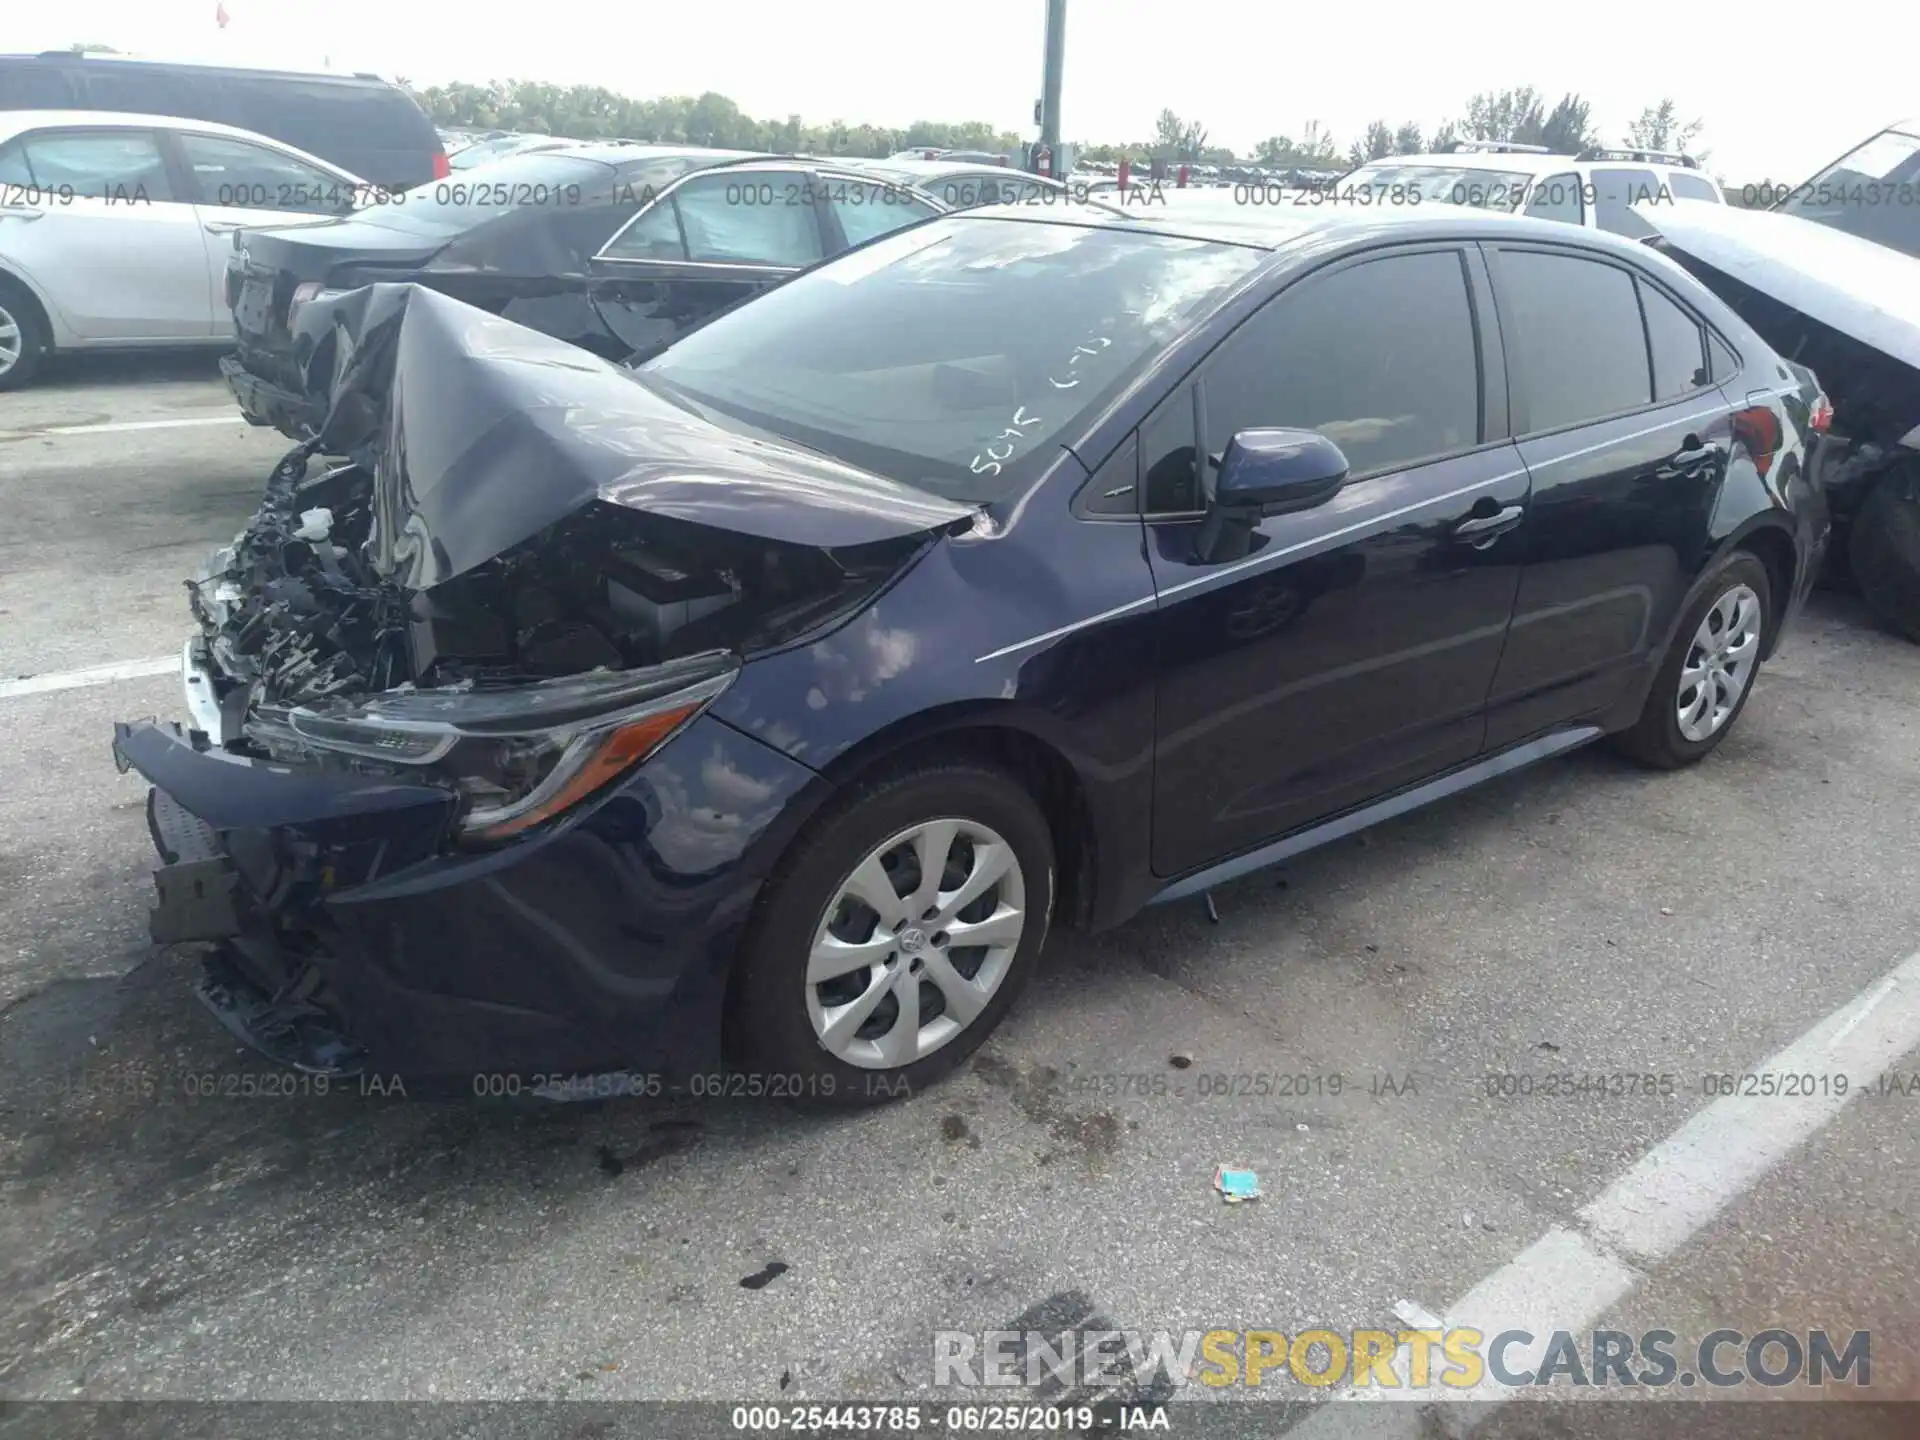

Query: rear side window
<box><xmin>0</xmin><ymin>62</ymin><xmax>81</xmax><ymax>108</ymax></box>
<box><xmin>1202</xmin><ymin>249</ymin><xmax>1482</xmax><ymax>479</ymax></box>
<box><xmin>1668</xmin><ymin>172</ymin><xmax>1720</xmax><ymax>203</ymax></box>
<box><xmin>600</xmin><ymin>199</ymin><xmax>686</xmax><ymax>261</ymax></box>
<box><xmin>1497</xmin><ymin>250</ymin><xmax>1651</xmax><ymax>430</ymax></box>
<box><xmin>1708</xmin><ymin>333</ymin><xmax>1741</xmax><ymax>383</ymax></box>
<box><xmin>670</xmin><ymin>172</ymin><xmax>823</xmax><ymax>266</ymax></box>
<box><xmin>1523</xmin><ymin>172</ymin><xmax>1585</xmax><ymax>224</ymax></box>
<box><xmin>71</xmin><ymin>63</ymin><xmax>196</xmax><ymax>117</ymax></box>
<box><xmin>176</xmin><ymin>132</ymin><xmax>343</xmax><ymax>211</ymax></box>
<box><xmin>1638</xmin><ymin>280</ymin><xmax>1709</xmax><ymax>399</ymax></box>
<box><xmin>10</xmin><ymin>129</ymin><xmax>174</xmax><ymax>201</ymax></box>
<box><xmin>1589</xmin><ymin>166</ymin><xmax>1664</xmax><ymax>237</ymax></box>
<box><xmin>830</xmin><ymin>181</ymin><xmax>939</xmax><ymax>245</ymax></box>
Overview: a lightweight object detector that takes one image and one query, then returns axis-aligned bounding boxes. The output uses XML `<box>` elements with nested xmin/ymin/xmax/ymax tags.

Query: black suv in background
<box><xmin>0</xmin><ymin>52</ymin><xmax>447</xmax><ymax>189</ymax></box>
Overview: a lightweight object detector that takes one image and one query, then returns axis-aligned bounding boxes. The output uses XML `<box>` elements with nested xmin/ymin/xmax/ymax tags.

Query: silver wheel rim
<box><xmin>0</xmin><ymin>304</ymin><xmax>21</xmax><ymax>376</ymax></box>
<box><xmin>805</xmin><ymin>817</ymin><xmax>1026</xmax><ymax>1070</ymax></box>
<box><xmin>1677</xmin><ymin>583</ymin><xmax>1762</xmax><ymax>742</ymax></box>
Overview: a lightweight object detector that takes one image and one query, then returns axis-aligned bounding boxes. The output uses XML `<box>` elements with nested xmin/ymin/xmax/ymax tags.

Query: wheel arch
<box><xmin>0</xmin><ymin>264</ymin><xmax>57</xmax><ymax>355</ymax></box>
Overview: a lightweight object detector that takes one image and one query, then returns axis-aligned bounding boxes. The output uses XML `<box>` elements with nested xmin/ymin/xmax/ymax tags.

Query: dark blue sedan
<box><xmin>113</xmin><ymin>201</ymin><xmax>1830</xmax><ymax>1101</ymax></box>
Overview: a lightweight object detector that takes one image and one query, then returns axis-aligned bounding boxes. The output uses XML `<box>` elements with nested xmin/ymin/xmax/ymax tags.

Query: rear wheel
<box><xmin>0</xmin><ymin>279</ymin><xmax>49</xmax><ymax>391</ymax></box>
<box><xmin>1612</xmin><ymin>553</ymin><xmax>1771</xmax><ymax>769</ymax></box>
<box><xmin>727</xmin><ymin>761</ymin><xmax>1055</xmax><ymax>1105</ymax></box>
<box><xmin>1848</xmin><ymin>473</ymin><xmax>1920</xmax><ymax>642</ymax></box>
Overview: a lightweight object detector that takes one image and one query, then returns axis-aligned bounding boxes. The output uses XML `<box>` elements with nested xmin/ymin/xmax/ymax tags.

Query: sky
<box><xmin>15</xmin><ymin>0</ymin><xmax>1913</xmax><ymax>185</ymax></box>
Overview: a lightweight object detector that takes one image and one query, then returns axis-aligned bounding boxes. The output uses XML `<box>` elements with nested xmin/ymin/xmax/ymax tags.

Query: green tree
<box><xmin>1460</xmin><ymin>87</ymin><xmax>1546</xmax><ymax>144</ymax></box>
<box><xmin>1539</xmin><ymin>93</ymin><xmax>1597</xmax><ymax>154</ymax></box>
<box><xmin>1625</xmin><ymin>99</ymin><xmax>1705</xmax><ymax>157</ymax></box>
<box><xmin>1153</xmin><ymin>109</ymin><xmax>1209</xmax><ymax>161</ymax></box>
<box><xmin>1393</xmin><ymin>121</ymin><xmax>1424</xmax><ymax>155</ymax></box>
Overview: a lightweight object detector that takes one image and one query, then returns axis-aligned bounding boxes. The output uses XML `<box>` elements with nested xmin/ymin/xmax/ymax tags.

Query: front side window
<box><xmin>640</xmin><ymin>217</ymin><xmax>1266</xmax><ymax>502</ymax></box>
<box><xmin>1342</xmin><ymin>163</ymin><xmax>1532</xmax><ymax>212</ymax></box>
<box><xmin>1639</xmin><ymin>280</ymin><xmax>1709</xmax><ymax>400</ymax></box>
<box><xmin>177</xmin><ymin>132</ymin><xmax>344</xmax><ymax>212</ymax></box>
<box><xmin>1523</xmin><ymin>171</ymin><xmax>1585</xmax><ymax>224</ymax></box>
<box><xmin>1202</xmin><ymin>249</ymin><xmax>1482</xmax><ymax>479</ymax></box>
<box><xmin>1589</xmin><ymin>166</ymin><xmax>1665</xmax><ymax>237</ymax></box>
<box><xmin>671</xmin><ymin>171</ymin><xmax>823</xmax><ymax>266</ymax></box>
<box><xmin>1497</xmin><ymin>250</ymin><xmax>1651</xmax><ymax>430</ymax></box>
<box><xmin>599</xmin><ymin>199</ymin><xmax>686</xmax><ymax>261</ymax></box>
<box><xmin>9</xmin><ymin>129</ymin><xmax>173</xmax><ymax>201</ymax></box>
<box><xmin>829</xmin><ymin>180</ymin><xmax>939</xmax><ymax>246</ymax></box>
<box><xmin>1668</xmin><ymin>172</ymin><xmax>1721</xmax><ymax>203</ymax></box>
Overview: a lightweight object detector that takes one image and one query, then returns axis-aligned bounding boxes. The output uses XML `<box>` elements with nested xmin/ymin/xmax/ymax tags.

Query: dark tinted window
<box><xmin>72</xmin><ymin>63</ymin><xmax>195</xmax><ymax>117</ymax></box>
<box><xmin>1668</xmin><ymin>172</ymin><xmax>1720</xmax><ymax>203</ymax></box>
<box><xmin>1523</xmin><ymin>172</ymin><xmax>1585</xmax><ymax>224</ymax></box>
<box><xmin>1498</xmin><ymin>250</ymin><xmax>1651</xmax><ymax>430</ymax></box>
<box><xmin>641</xmin><ymin>219</ymin><xmax>1265</xmax><ymax>502</ymax></box>
<box><xmin>1639</xmin><ymin>280</ymin><xmax>1708</xmax><ymax>399</ymax></box>
<box><xmin>0</xmin><ymin>61</ymin><xmax>80</xmax><ymax>108</ymax></box>
<box><xmin>1203</xmin><ymin>250</ymin><xmax>1480</xmax><ymax>477</ymax></box>
<box><xmin>1589</xmin><ymin>166</ymin><xmax>1664</xmax><ymax>237</ymax></box>
<box><xmin>12</xmin><ymin>129</ymin><xmax>173</xmax><ymax>201</ymax></box>
<box><xmin>670</xmin><ymin>171</ymin><xmax>823</xmax><ymax>266</ymax></box>
<box><xmin>830</xmin><ymin>180</ymin><xmax>938</xmax><ymax>246</ymax></box>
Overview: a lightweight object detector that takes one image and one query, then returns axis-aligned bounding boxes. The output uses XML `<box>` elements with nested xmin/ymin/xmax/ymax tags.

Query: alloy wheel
<box><xmin>804</xmin><ymin>818</ymin><xmax>1026</xmax><ymax>1070</ymax></box>
<box><xmin>1676</xmin><ymin>583</ymin><xmax>1762</xmax><ymax>742</ymax></box>
<box><xmin>0</xmin><ymin>304</ymin><xmax>21</xmax><ymax>378</ymax></box>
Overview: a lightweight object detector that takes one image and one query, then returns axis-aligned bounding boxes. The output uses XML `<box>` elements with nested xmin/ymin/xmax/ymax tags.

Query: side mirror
<box><xmin>1212</xmin><ymin>428</ymin><xmax>1349</xmax><ymax>516</ymax></box>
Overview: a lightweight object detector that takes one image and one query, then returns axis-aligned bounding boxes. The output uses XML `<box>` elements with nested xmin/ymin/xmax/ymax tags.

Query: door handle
<box><xmin>1658</xmin><ymin>436</ymin><xmax>1726</xmax><ymax>478</ymax></box>
<box><xmin>1453</xmin><ymin>504</ymin><xmax>1524</xmax><ymax>547</ymax></box>
<box><xmin>0</xmin><ymin>207</ymin><xmax>45</xmax><ymax>222</ymax></box>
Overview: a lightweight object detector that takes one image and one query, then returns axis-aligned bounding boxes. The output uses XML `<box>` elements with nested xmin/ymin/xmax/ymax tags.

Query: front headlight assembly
<box><xmin>247</xmin><ymin>650</ymin><xmax>737</xmax><ymax>845</ymax></box>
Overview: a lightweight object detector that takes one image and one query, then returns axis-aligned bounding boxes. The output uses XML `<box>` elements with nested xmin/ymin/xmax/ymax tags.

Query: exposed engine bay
<box><xmin>188</xmin><ymin>452</ymin><xmax>916</xmax><ymax>727</ymax></box>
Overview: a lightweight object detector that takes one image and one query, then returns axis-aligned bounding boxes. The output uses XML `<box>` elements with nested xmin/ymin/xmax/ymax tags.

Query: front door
<box><xmin>587</xmin><ymin>167</ymin><xmax>826</xmax><ymax>358</ymax></box>
<box><xmin>1146</xmin><ymin>245</ymin><xmax>1529</xmax><ymax>878</ymax></box>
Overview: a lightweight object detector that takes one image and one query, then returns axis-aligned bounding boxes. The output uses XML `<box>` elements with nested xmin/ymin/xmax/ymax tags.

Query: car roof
<box><xmin>1355</xmin><ymin>150</ymin><xmax>1715</xmax><ymax>179</ymax></box>
<box><xmin>0</xmin><ymin>108</ymin><xmax>362</xmax><ymax>177</ymax></box>
<box><xmin>960</xmin><ymin>197</ymin><xmax>1681</xmax><ymax>260</ymax></box>
<box><xmin>0</xmin><ymin>52</ymin><xmax>398</xmax><ymax>87</ymax></box>
<box><xmin>864</xmin><ymin>158</ymin><xmax>1054</xmax><ymax>182</ymax></box>
<box><xmin>530</xmin><ymin>141</ymin><xmax>772</xmax><ymax>167</ymax></box>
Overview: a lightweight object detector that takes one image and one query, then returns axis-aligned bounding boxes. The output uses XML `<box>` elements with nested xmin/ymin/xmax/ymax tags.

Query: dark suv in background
<box><xmin>0</xmin><ymin>52</ymin><xmax>447</xmax><ymax>189</ymax></box>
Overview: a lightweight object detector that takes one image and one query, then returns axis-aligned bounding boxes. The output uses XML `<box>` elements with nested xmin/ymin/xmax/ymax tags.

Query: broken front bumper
<box><xmin>220</xmin><ymin>353</ymin><xmax>320</xmax><ymax>440</ymax></box>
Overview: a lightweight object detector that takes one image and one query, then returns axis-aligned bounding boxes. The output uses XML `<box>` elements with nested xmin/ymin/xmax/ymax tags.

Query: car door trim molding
<box><xmin>1149</xmin><ymin>724</ymin><xmax>1603</xmax><ymax>902</ymax></box>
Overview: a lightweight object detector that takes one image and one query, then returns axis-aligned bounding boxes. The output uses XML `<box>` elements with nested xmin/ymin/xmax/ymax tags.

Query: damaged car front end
<box><xmin>115</xmin><ymin>283</ymin><xmax>971</xmax><ymax>1087</ymax></box>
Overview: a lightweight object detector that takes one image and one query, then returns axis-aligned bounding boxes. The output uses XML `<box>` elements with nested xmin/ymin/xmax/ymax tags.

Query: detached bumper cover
<box><xmin>221</xmin><ymin>354</ymin><xmax>320</xmax><ymax>438</ymax></box>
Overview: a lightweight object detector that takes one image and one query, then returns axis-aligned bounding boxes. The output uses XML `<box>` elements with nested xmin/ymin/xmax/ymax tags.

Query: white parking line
<box><xmin>0</xmin><ymin>415</ymin><xmax>244</xmax><ymax>439</ymax></box>
<box><xmin>0</xmin><ymin>656</ymin><xmax>176</xmax><ymax>700</ymax></box>
<box><xmin>1290</xmin><ymin>944</ymin><xmax>1920</xmax><ymax>1435</ymax></box>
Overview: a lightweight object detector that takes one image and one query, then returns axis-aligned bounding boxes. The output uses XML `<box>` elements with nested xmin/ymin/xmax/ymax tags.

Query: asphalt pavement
<box><xmin>0</xmin><ymin>354</ymin><xmax>1915</xmax><ymax>1436</ymax></box>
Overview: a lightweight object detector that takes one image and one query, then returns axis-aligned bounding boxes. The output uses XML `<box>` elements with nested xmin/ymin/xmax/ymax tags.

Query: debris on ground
<box><xmin>1213</xmin><ymin>1166</ymin><xmax>1261</xmax><ymax>1203</ymax></box>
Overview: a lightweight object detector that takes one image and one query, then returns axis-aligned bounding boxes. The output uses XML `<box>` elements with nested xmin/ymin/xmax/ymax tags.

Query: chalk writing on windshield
<box><xmin>967</xmin><ymin>334</ymin><xmax>1114</xmax><ymax>477</ymax></box>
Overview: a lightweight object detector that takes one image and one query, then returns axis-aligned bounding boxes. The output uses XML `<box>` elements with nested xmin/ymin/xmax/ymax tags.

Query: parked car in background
<box><xmin>1341</xmin><ymin>142</ymin><xmax>1724</xmax><ymax>236</ymax></box>
<box><xmin>858</xmin><ymin>157</ymin><xmax>1120</xmax><ymax>212</ymax></box>
<box><xmin>0</xmin><ymin>109</ymin><xmax>367</xmax><ymax>389</ymax></box>
<box><xmin>447</xmin><ymin>133</ymin><xmax>581</xmax><ymax>170</ymax></box>
<box><xmin>116</xmin><ymin>203</ymin><xmax>1825</xmax><ymax>1097</ymax></box>
<box><xmin>0</xmin><ymin>52</ymin><xmax>446</xmax><ymax>192</ymax></box>
<box><xmin>222</xmin><ymin>145</ymin><xmax>949</xmax><ymax>437</ymax></box>
<box><xmin>1639</xmin><ymin>120</ymin><xmax>1920</xmax><ymax>638</ymax></box>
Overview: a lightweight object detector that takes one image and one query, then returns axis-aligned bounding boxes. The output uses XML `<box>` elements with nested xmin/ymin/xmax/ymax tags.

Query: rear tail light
<box><xmin>1810</xmin><ymin>393</ymin><xmax>1834</xmax><ymax>432</ymax></box>
<box><xmin>431</xmin><ymin>150</ymin><xmax>452</xmax><ymax>180</ymax></box>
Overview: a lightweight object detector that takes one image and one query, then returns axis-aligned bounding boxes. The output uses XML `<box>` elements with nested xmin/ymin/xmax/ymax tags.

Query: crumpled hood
<box><xmin>303</xmin><ymin>283</ymin><xmax>976</xmax><ymax>589</ymax></box>
<box><xmin>1635</xmin><ymin>198</ymin><xmax>1920</xmax><ymax>374</ymax></box>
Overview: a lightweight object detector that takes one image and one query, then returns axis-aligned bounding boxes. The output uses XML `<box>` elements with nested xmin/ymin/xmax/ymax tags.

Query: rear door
<box><xmin>1481</xmin><ymin>242</ymin><xmax>1737</xmax><ymax>746</ymax></box>
<box><xmin>1146</xmin><ymin>243</ymin><xmax>1529</xmax><ymax>876</ymax></box>
<box><xmin>165</xmin><ymin>129</ymin><xmax>360</xmax><ymax>335</ymax></box>
<box><xmin>0</xmin><ymin>126</ymin><xmax>214</xmax><ymax>341</ymax></box>
<box><xmin>588</xmin><ymin>166</ymin><xmax>828</xmax><ymax>357</ymax></box>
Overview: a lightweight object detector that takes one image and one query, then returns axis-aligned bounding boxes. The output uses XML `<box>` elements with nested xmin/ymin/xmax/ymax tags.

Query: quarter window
<box><xmin>1708</xmin><ymin>332</ymin><xmax>1741</xmax><ymax>383</ymax></box>
<box><xmin>1202</xmin><ymin>249</ymin><xmax>1481</xmax><ymax>479</ymax></box>
<box><xmin>601</xmin><ymin>199</ymin><xmax>687</xmax><ymax>261</ymax></box>
<box><xmin>670</xmin><ymin>171</ymin><xmax>823</xmax><ymax>267</ymax></box>
<box><xmin>830</xmin><ymin>180</ymin><xmax>939</xmax><ymax>246</ymax></box>
<box><xmin>1498</xmin><ymin>250</ymin><xmax>1651</xmax><ymax>430</ymax></box>
<box><xmin>1589</xmin><ymin>166</ymin><xmax>1665</xmax><ymax>237</ymax></box>
<box><xmin>1639</xmin><ymin>280</ymin><xmax>1709</xmax><ymax>399</ymax></box>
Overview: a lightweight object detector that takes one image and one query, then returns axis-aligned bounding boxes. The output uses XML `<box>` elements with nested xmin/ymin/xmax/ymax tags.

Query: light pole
<box><xmin>1036</xmin><ymin>0</ymin><xmax>1066</xmax><ymax>176</ymax></box>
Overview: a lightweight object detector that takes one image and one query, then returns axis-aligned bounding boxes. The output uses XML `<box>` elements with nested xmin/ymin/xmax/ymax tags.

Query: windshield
<box><xmin>363</xmin><ymin>151</ymin><xmax>617</xmax><ymax>231</ymax></box>
<box><xmin>640</xmin><ymin>216</ymin><xmax>1266</xmax><ymax>502</ymax></box>
<box><xmin>1343</xmin><ymin>164</ymin><xmax>1533</xmax><ymax>212</ymax></box>
<box><xmin>1775</xmin><ymin>127</ymin><xmax>1920</xmax><ymax>259</ymax></box>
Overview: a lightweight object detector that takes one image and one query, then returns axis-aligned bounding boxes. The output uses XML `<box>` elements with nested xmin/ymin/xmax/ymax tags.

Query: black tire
<box><xmin>727</xmin><ymin>760</ymin><xmax>1055</xmax><ymax>1107</ymax></box>
<box><xmin>1848</xmin><ymin>474</ymin><xmax>1920</xmax><ymax>643</ymax></box>
<box><xmin>0</xmin><ymin>277</ymin><xmax>50</xmax><ymax>392</ymax></box>
<box><xmin>1611</xmin><ymin>552</ymin><xmax>1772</xmax><ymax>769</ymax></box>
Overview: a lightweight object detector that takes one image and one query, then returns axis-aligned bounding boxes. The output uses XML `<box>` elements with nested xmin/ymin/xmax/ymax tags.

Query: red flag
<box><xmin>216</xmin><ymin>2</ymin><xmax>230</xmax><ymax>27</ymax></box>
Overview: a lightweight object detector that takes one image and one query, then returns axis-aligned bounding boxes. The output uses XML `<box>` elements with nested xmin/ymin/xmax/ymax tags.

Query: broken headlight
<box><xmin>251</xmin><ymin>651</ymin><xmax>737</xmax><ymax>844</ymax></box>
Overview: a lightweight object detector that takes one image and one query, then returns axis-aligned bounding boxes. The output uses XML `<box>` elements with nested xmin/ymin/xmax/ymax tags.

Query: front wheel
<box><xmin>0</xmin><ymin>280</ymin><xmax>49</xmax><ymax>391</ymax></box>
<box><xmin>727</xmin><ymin>761</ymin><xmax>1055</xmax><ymax>1105</ymax></box>
<box><xmin>1611</xmin><ymin>553</ymin><xmax>1771</xmax><ymax>769</ymax></box>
